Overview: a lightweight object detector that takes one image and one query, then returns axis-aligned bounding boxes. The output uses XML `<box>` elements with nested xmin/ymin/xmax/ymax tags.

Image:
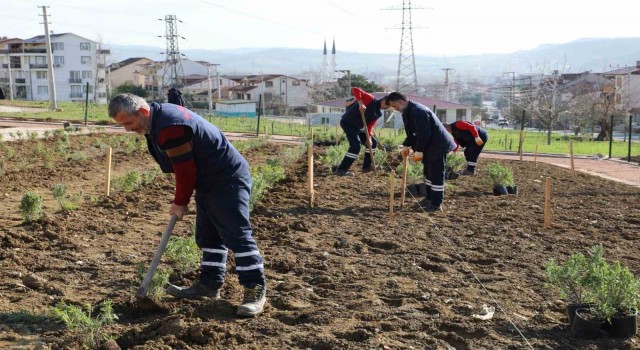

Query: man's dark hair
<box><xmin>385</xmin><ymin>91</ymin><xmax>407</xmax><ymax>103</ymax></box>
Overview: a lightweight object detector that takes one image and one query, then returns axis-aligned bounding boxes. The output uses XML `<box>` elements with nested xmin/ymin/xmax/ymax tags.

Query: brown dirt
<box><xmin>1</xmin><ymin>136</ymin><xmax>639</xmax><ymax>349</ymax></box>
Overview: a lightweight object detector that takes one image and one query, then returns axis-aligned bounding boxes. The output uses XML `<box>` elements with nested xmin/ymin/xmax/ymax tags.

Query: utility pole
<box><xmin>442</xmin><ymin>68</ymin><xmax>454</xmax><ymax>101</ymax></box>
<box><xmin>39</xmin><ymin>5</ymin><xmax>57</xmax><ymax>109</ymax></box>
<box><xmin>6</xmin><ymin>52</ymin><xmax>13</xmax><ymax>100</ymax></box>
<box><xmin>214</xmin><ymin>64</ymin><xmax>220</xmax><ymax>100</ymax></box>
<box><xmin>503</xmin><ymin>71</ymin><xmax>515</xmax><ymax>120</ymax></box>
<box><xmin>207</xmin><ymin>64</ymin><xmax>213</xmax><ymax>113</ymax></box>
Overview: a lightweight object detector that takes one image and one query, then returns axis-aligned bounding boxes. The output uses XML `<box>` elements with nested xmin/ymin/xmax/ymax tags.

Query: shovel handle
<box><xmin>359</xmin><ymin>110</ymin><xmax>376</xmax><ymax>174</ymax></box>
<box><xmin>400</xmin><ymin>155</ymin><xmax>409</xmax><ymax>209</ymax></box>
<box><xmin>137</xmin><ymin>215</ymin><xmax>178</xmax><ymax>297</ymax></box>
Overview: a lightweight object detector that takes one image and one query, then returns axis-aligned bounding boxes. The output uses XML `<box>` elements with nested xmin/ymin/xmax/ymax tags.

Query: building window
<box><xmin>247</xmin><ymin>94</ymin><xmax>252</xmax><ymax>100</ymax></box>
<box><xmin>436</xmin><ymin>110</ymin><xmax>446</xmax><ymax>122</ymax></box>
<box><xmin>38</xmin><ymin>86</ymin><xmax>48</xmax><ymax>94</ymax></box>
<box><xmin>292</xmin><ymin>80</ymin><xmax>300</xmax><ymax>86</ymax></box>
<box><xmin>80</xmin><ymin>42</ymin><xmax>91</xmax><ymax>51</ymax></box>
<box><xmin>36</xmin><ymin>71</ymin><xmax>47</xmax><ymax>80</ymax></box>
<box><xmin>70</xmin><ymin>85</ymin><xmax>82</xmax><ymax>98</ymax></box>
<box><xmin>69</xmin><ymin>71</ymin><xmax>81</xmax><ymax>83</ymax></box>
<box><xmin>82</xmin><ymin>71</ymin><xmax>93</xmax><ymax>79</ymax></box>
<box><xmin>83</xmin><ymin>84</ymin><xmax>93</xmax><ymax>93</ymax></box>
<box><xmin>264</xmin><ymin>92</ymin><xmax>273</xmax><ymax>100</ymax></box>
<box><xmin>35</xmin><ymin>56</ymin><xmax>46</xmax><ymax>65</ymax></box>
<box><xmin>54</xmin><ymin>56</ymin><xmax>64</xmax><ymax>66</ymax></box>
<box><xmin>456</xmin><ymin>109</ymin><xmax>465</xmax><ymax>121</ymax></box>
<box><xmin>51</xmin><ymin>42</ymin><xmax>64</xmax><ymax>51</ymax></box>
<box><xmin>10</xmin><ymin>56</ymin><xmax>21</xmax><ymax>69</ymax></box>
<box><xmin>281</xmin><ymin>79</ymin><xmax>286</xmax><ymax>83</ymax></box>
<box><xmin>265</xmin><ymin>81</ymin><xmax>273</xmax><ymax>88</ymax></box>
<box><xmin>81</xmin><ymin>56</ymin><xmax>91</xmax><ymax>65</ymax></box>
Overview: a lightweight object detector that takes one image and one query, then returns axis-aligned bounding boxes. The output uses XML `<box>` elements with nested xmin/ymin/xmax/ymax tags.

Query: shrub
<box><xmin>320</xmin><ymin>144</ymin><xmax>348</xmax><ymax>170</ymax></box>
<box><xmin>396</xmin><ymin>161</ymin><xmax>423</xmax><ymax>182</ymax></box>
<box><xmin>446</xmin><ymin>153</ymin><xmax>466</xmax><ymax>175</ymax></box>
<box><xmin>52</xmin><ymin>183</ymin><xmax>68</xmax><ymax>210</ymax></box>
<box><xmin>113</xmin><ymin>171</ymin><xmax>142</xmax><ymax>193</ymax></box>
<box><xmin>50</xmin><ymin>300</ymin><xmax>118</xmax><ymax>349</ymax></box>
<box><xmin>5</xmin><ymin>146</ymin><xmax>15</xmax><ymax>159</ymax></box>
<box><xmin>141</xmin><ymin>170</ymin><xmax>159</xmax><ymax>185</ymax></box>
<box><xmin>485</xmin><ymin>163</ymin><xmax>514</xmax><ymax>187</ymax></box>
<box><xmin>166</xmin><ymin>230</ymin><xmax>201</xmax><ymax>276</ymax></box>
<box><xmin>135</xmin><ymin>263</ymin><xmax>169</xmax><ymax>301</ymax></box>
<box><xmin>68</xmin><ymin>151</ymin><xmax>88</xmax><ymax>162</ymax></box>
<box><xmin>20</xmin><ymin>192</ymin><xmax>43</xmax><ymax>223</ymax></box>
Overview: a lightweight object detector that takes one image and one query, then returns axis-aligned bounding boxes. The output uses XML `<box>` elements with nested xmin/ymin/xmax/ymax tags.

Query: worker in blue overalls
<box><xmin>108</xmin><ymin>93</ymin><xmax>266</xmax><ymax>317</ymax></box>
<box><xmin>445</xmin><ymin>121</ymin><xmax>488</xmax><ymax>175</ymax></box>
<box><xmin>386</xmin><ymin>92</ymin><xmax>457</xmax><ymax>212</ymax></box>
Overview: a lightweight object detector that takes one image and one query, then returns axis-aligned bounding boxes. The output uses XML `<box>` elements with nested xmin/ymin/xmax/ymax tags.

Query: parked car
<box><xmin>498</xmin><ymin>119</ymin><xmax>509</xmax><ymax>127</ymax></box>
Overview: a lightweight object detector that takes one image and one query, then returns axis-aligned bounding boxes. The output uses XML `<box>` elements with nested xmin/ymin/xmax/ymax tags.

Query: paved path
<box><xmin>484</xmin><ymin>151</ymin><xmax>640</xmax><ymax>188</ymax></box>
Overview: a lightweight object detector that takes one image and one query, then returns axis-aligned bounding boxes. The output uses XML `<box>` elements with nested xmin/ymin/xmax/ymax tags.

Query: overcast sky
<box><xmin>4</xmin><ymin>0</ymin><xmax>639</xmax><ymax>56</ymax></box>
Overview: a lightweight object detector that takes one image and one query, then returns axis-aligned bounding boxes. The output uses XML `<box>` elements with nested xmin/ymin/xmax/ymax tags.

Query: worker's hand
<box><xmin>412</xmin><ymin>152</ymin><xmax>423</xmax><ymax>162</ymax></box>
<box><xmin>170</xmin><ymin>203</ymin><xmax>188</xmax><ymax>220</ymax></box>
<box><xmin>400</xmin><ymin>146</ymin><xmax>411</xmax><ymax>158</ymax></box>
<box><xmin>475</xmin><ymin>137</ymin><xmax>484</xmax><ymax>146</ymax></box>
<box><xmin>365</xmin><ymin>138</ymin><xmax>372</xmax><ymax>148</ymax></box>
<box><xmin>453</xmin><ymin>145</ymin><xmax>460</xmax><ymax>153</ymax></box>
<box><xmin>358</xmin><ymin>101</ymin><xmax>366</xmax><ymax>112</ymax></box>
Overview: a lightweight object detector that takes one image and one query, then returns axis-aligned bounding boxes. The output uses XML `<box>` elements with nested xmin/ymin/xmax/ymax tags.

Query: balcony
<box><xmin>2</xmin><ymin>64</ymin><xmax>22</xmax><ymax>69</ymax></box>
<box><xmin>30</xmin><ymin>63</ymin><xmax>48</xmax><ymax>69</ymax></box>
<box><xmin>69</xmin><ymin>78</ymin><xmax>82</xmax><ymax>83</ymax></box>
<box><xmin>0</xmin><ymin>78</ymin><xmax>9</xmax><ymax>84</ymax></box>
<box><xmin>25</xmin><ymin>48</ymin><xmax>47</xmax><ymax>54</ymax></box>
<box><xmin>15</xmin><ymin>78</ymin><xmax>26</xmax><ymax>84</ymax></box>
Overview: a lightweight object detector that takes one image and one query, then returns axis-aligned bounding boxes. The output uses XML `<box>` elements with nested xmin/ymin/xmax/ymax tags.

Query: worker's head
<box><xmin>444</xmin><ymin>123</ymin><xmax>452</xmax><ymax>133</ymax></box>
<box><xmin>108</xmin><ymin>93</ymin><xmax>151</xmax><ymax>135</ymax></box>
<box><xmin>385</xmin><ymin>92</ymin><xmax>408</xmax><ymax>111</ymax></box>
<box><xmin>379</xmin><ymin>97</ymin><xmax>390</xmax><ymax>110</ymax></box>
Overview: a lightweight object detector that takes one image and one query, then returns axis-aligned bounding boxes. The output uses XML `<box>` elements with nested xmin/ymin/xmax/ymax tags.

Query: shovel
<box><xmin>136</xmin><ymin>215</ymin><xmax>178</xmax><ymax>301</ymax></box>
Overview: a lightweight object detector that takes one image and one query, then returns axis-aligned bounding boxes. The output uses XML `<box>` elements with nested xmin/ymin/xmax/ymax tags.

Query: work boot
<box><xmin>166</xmin><ymin>279</ymin><xmax>222</xmax><ymax>299</ymax></box>
<box><xmin>237</xmin><ymin>284</ymin><xmax>267</xmax><ymax>317</ymax></box>
<box><xmin>334</xmin><ymin>169</ymin><xmax>355</xmax><ymax>177</ymax></box>
<box><xmin>459</xmin><ymin>169</ymin><xmax>475</xmax><ymax>176</ymax></box>
<box><xmin>423</xmin><ymin>202</ymin><xmax>443</xmax><ymax>213</ymax></box>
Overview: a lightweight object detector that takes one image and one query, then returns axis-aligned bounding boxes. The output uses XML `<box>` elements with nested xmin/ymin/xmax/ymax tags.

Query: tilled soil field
<box><xmin>1</xmin><ymin>134</ymin><xmax>640</xmax><ymax>350</ymax></box>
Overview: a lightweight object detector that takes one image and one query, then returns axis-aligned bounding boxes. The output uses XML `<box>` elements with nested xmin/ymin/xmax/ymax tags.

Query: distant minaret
<box><xmin>322</xmin><ymin>39</ymin><xmax>328</xmax><ymax>83</ymax></box>
<box><xmin>330</xmin><ymin>38</ymin><xmax>337</xmax><ymax>82</ymax></box>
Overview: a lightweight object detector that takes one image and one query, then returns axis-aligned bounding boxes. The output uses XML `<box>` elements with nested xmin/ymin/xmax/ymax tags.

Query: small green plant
<box><xmin>5</xmin><ymin>146</ymin><xmax>15</xmax><ymax>159</ymax></box>
<box><xmin>50</xmin><ymin>300</ymin><xmax>118</xmax><ymax>348</ymax></box>
<box><xmin>28</xmin><ymin>131</ymin><xmax>39</xmax><ymax>141</ymax></box>
<box><xmin>166</xmin><ymin>227</ymin><xmax>201</xmax><ymax>276</ymax></box>
<box><xmin>396</xmin><ymin>161</ymin><xmax>423</xmax><ymax>182</ymax></box>
<box><xmin>68</xmin><ymin>151</ymin><xmax>88</xmax><ymax>162</ymax></box>
<box><xmin>113</xmin><ymin>170</ymin><xmax>142</xmax><ymax>192</ymax></box>
<box><xmin>20</xmin><ymin>192</ymin><xmax>43</xmax><ymax>223</ymax></box>
<box><xmin>43</xmin><ymin>130</ymin><xmax>52</xmax><ymax>139</ymax></box>
<box><xmin>232</xmin><ymin>137</ymin><xmax>269</xmax><ymax>153</ymax></box>
<box><xmin>52</xmin><ymin>183</ymin><xmax>69</xmax><ymax>210</ymax></box>
<box><xmin>280</xmin><ymin>144</ymin><xmax>306</xmax><ymax>168</ymax></box>
<box><xmin>485</xmin><ymin>163</ymin><xmax>515</xmax><ymax>187</ymax></box>
<box><xmin>446</xmin><ymin>153</ymin><xmax>466</xmax><ymax>176</ymax></box>
<box><xmin>14</xmin><ymin>130</ymin><xmax>23</xmax><ymax>140</ymax></box>
<box><xmin>135</xmin><ymin>263</ymin><xmax>169</xmax><ymax>300</ymax></box>
<box><xmin>141</xmin><ymin>170</ymin><xmax>158</xmax><ymax>185</ymax></box>
<box><xmin>591</xmin><ymin>258</ymin><xmax>640</xmax><ymax>320</ymax></box>
<box><xmin>320</xmin><ymin>144</ymin><xmax>348</xmax><ymax>170</ymax></box>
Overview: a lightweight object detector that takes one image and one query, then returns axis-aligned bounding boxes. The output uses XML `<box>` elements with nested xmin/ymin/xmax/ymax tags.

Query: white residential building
<box><xmin>604</xmin><ymin>61</ymin><xmax>640</xmax><ymax>112</ymax></box>
<box><xmin>226</xmin><ymin>74</ymin><xmax>314</xmax><ymax>114</ymax></box>
<box><xmin>0</xmin><ymin>33</ymin><xmax>109</xmax><ymax>104</ymax></box>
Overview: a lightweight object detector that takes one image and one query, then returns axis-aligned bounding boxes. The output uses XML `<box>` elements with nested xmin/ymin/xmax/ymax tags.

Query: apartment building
<box><xmin>0</xmin><ymin>33</ymin><xmax>109</xmax><ymax>104</ymax></box>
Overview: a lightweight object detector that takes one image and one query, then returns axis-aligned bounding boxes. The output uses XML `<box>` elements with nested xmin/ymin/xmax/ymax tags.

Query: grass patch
<box><xmin>112</xmin><ymin>170</ymin><xmax>142</xmax><ymax>193</ymax></box>
<box><xmin>232</xmin><ymin>137</ymin><xmax>269</xmax><ymax>153</ymax></box>
<box><xmin>20</xmin><ymin>192</ymin><xmax>43</xmax><ymax>223</ymax></box>
<box><xmin>250</xmin><ymin>159</ymin><xmax>286</xmax><ymax>210</ymax></box>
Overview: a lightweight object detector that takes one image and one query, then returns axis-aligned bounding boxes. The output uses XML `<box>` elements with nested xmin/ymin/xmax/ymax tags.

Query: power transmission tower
<box><xmin>160</xmin><ymin>15</ymin><xmax>185</xmax><ymax>91</ymax></box>
<box><xmin>38</xmin><ymin>5</ymin><xmax>57</xmax><ymax>109</ymax></box>
<box><xmin>384</xmin><ymin>1</ymin><xmax>425</xmax><ymax>95</ymax></box>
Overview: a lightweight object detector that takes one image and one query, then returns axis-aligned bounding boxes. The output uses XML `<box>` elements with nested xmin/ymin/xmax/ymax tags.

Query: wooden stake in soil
<box><xmin>534</xmin><ymin>144</ymin><xmax>539</xmax><ymax>166</ymax></box>
<box><xmin>544</xmin><ymin>177</ymin><xmax>551</xmax><ymax>228</ymax></box>
<box><xmin>400</xmin><ymin>154</ymin><xmax>409</xmax><ymax>209</ymax></box>
<box><xmin>104</xmin><ymin>147</ymin><xmax>112</xmax><ymax>196</ymax></box>
<box><xmin>359</xmin><ymin>109</ymin><xmax>376</xmax><ymax>174</ymax></box>
<box><xmin>518</xmin><ymin>130</ymin><xmax>525</xmax><ymax>162</ymax></box>
<box><xmin>569</xmin><ymin>140</ymin><xmax>576</xmax><ymax>178</ymax></box>
<box><xmin>307</xmin><ymin>143</ymin><xmax>314</xmax><ymax>207</ymax></box>
<box><xmin>389</xmin><ymin>173</ymin><xmax>395</xmax><ymax>214</ymax></box>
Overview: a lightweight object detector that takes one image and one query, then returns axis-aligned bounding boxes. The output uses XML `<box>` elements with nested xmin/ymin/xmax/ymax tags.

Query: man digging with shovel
<box><xmin>108</xmin><ymin>93</ymin><xmax>267</xmax><ymax>317</ymax></box>
<box><xmin>333</xmin><ymin>87</ymin><xmax>389</xmax><ymax>176</ymax></box>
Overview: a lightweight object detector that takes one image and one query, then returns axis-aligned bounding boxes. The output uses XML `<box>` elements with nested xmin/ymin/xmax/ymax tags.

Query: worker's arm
<box><xmin>158</xmin><ymin>125</ymin><xmax>196</xmax><ymax>218</ymax></box>
<box><xmin>455</xmin><ymin>121</ymin><xmax>483</xmax><ymax>145</ymax></box>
